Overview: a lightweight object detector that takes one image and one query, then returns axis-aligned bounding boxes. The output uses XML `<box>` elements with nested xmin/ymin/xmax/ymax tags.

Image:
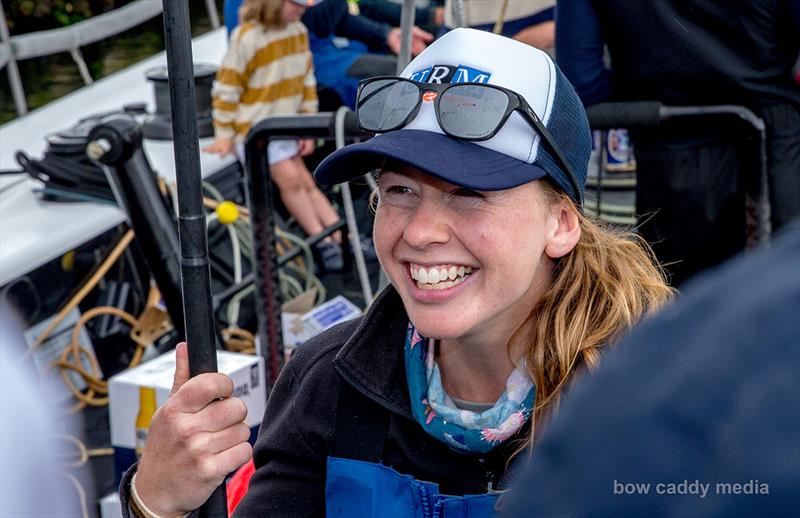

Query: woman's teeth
<box><xmin>410</xmin><ymin>264</ymin><xmax>473</xmax><ymax>290</ymax></box>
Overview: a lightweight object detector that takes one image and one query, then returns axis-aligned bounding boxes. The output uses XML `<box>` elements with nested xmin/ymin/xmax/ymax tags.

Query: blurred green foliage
<box><xmin>5</xmin><ymin>1</ymin><xmax>130</xmax><ymax>34</ymax></box>
<box><xmin>1</xmin><ymin>0</ymin><xmax>223</xmax><ymax>123</ymax></box>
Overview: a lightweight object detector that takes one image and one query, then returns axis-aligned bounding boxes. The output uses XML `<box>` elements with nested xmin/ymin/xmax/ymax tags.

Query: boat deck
<box><xmin>0</xmin><ymin>28</ymin><xmax>234</xmax><ymax>285</ymax></box>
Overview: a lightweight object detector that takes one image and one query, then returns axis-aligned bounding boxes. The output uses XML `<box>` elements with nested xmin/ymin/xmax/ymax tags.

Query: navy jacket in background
<box><xmin>358</xmin><ymin>0</ymin><xmax>441</xmax><ymax>33</ymax></box>
<box><xmin>224</xmin><ymin>0</ymin><xmax>391</xmax><ymax>47</ymax></box>
<box><xmin>556</xmin><ymin>0</ymin><xmax>800</xmax><ymax>107</ymax></box>
<box><xmin>499</xmin><ymin>221</ymin><xmax>800</xmax><ymax>517</ymax></box>
<box><xmin>302</xmin><ymin>0</ymin><xmax>390</xmax><ymax>47</ymax></box>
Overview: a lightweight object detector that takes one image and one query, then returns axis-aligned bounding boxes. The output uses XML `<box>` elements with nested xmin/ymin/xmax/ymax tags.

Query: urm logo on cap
<box><xmin>408</xmin><ymin>65</ymin><xmax>491</xmax><ymax>84</ymax></box>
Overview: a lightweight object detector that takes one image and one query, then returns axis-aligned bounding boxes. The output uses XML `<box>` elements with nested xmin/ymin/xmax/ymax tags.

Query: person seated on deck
<box><xmin>123</xmin><ymin>28</ymin><xmax>674</xmax><ymax>517</ymax></box>
<box><xmin>226</xmin><ymin>0</ymin><xmax>434</xmax><ymax>109</ymax></box>
<box><xmin>205</xmin><ymin>0</ymin><xmax>345</xmax><ymax>271</ymax></box>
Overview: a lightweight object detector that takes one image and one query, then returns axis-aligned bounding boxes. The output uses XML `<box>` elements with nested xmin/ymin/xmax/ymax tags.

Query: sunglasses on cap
<box><xmin>356</xmin><ymin>76</ymin><xmax>582</xmax><ymax>205</ymax></box>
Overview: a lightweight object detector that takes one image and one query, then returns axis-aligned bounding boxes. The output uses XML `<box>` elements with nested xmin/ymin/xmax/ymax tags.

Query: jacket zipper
<box><xmin>418</xmin><ymin>482</ymin><xmax>433</xmax><ymax>518</ymax></box>
<box><xmin>335</xmin><ymin>365</ymin><xmax>414</xmax><ymax>420</ymax></box>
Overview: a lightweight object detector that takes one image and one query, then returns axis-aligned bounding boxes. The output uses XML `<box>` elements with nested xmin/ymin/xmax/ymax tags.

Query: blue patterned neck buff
<box><xmin>404</xmin><ymin>323</ymin><xmax>535</xmax><ymax>454</ymax></box>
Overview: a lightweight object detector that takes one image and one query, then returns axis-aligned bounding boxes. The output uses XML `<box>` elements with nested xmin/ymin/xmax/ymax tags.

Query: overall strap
<box><xmin>329</xmin><ymin>376</ymin><xmax>390</xmax><ymax>463</ymax></box>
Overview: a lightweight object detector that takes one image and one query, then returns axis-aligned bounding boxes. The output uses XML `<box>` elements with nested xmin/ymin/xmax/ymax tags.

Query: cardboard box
<box><xmin>282</xmin><ymin>295</ymin><xmax>361</xmax><ymax>355</ymax></box>
<box><xmin>108</xmin><ymin>350</ymin><xmax>265</xmax><ymax>485</ymax></box>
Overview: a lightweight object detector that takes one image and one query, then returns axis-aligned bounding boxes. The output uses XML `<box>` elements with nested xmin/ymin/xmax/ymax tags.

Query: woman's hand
<box><xmin>134</xmin><ymin>343</ymin><xmax>253</xmax><ymax>517</ymax></box>
<box><xmin>512</xmin><ymin>21</ymin><xmax>556</xmax><ymax>50</ymax></box>
<box><xmin>298</xmin><ymin>138</ymin><xmax>316</xmax><ymax>157</ymax></box>
<box><xmin>202</xmin><ymin>138</ymin><xmax>236</xmax><ymax>157</ymax></box>
<box><xmin>386</xmin><ymin>26</ymin><xmax>433</xmax><ymax>57</ymax></box>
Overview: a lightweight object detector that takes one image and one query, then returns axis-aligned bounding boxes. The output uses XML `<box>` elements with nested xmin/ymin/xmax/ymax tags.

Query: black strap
<box><xmin>329</xmin><ymin>376</ymin><xmax>390</xmax><ymax>463</ymax></box>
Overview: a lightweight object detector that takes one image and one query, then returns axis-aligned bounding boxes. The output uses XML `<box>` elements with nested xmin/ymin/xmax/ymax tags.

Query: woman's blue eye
<box><xmin>385</xmin><ymin>185</ymin><xmax>413</xmax><ymax>195</ymax></box>
<box><xmin>380</xmin><ymin>184</ymin><xmax>419</xmax><ymax>208</ymax></box>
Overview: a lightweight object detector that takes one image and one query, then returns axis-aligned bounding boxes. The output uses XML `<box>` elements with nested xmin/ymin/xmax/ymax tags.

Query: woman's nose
<box><xmin>402</xmin><ymin>199</ymin><xmax>451</xmax><ymax>249</ymax></box>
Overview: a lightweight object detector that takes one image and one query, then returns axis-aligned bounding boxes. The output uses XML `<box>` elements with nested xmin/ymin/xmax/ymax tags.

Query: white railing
<box><xmin>1</xmin><ymin>0</ymin><xmax>220</xmax><ymax>117</ymax></box>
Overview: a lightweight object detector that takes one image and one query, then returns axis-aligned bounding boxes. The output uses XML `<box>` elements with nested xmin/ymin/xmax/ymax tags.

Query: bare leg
<box><xmin>293</xmin><ymin>157</ymin><xmax>342</xmax><ymax>243</ymax></box>
<box><xmin>270</xmin><ymin>159</ymin><xmax>326</xmax><ymax>237</ymax></box>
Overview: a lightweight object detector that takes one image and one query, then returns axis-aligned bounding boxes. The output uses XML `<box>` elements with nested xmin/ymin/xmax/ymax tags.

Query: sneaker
<box><xmin>317</xmin><ymin>241</ymin><xmax>344</xmax><ymax>272</ymax></box>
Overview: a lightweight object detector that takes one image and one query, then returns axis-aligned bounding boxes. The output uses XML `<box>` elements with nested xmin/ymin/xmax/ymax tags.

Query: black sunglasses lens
<box><xmin>438</xmin><ymin>84</ymin><xmax>509</xmax><ymax>140</ymax></box>
<box><xmin>357</xmin><ymin>79</ymin><xmax>421</xmax><ymax>132</ymax></box>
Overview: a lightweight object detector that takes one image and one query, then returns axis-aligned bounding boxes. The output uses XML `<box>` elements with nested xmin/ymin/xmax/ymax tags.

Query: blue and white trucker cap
<box><xmin>314</xmin><ymin>28</ymin><xmax>592</xmax><ymax>203</ymax></box>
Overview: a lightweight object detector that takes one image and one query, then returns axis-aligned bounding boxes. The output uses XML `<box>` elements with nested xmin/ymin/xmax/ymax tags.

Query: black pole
<box><xmin>160</xmin><ymin>1</ymin><xmax>226</xmax><ymax>516</ymax></box>
<box><xmin>87</xmin><ymin>119</ymin><xmax>186</xmax><ymax>339</ymax></box>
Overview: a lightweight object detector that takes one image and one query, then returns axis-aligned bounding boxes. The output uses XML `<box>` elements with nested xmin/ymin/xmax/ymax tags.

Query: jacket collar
<box><xmin>333</xmin><ymin>286</ymin><xmax>413</xmax><ymax>419</ymax></box>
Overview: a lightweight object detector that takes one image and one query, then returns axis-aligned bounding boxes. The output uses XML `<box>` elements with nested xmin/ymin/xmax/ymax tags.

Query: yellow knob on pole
<box><xmin>216</xmin><ymin>201</ymin><xmax>240</xmax><ymax>225</ymax></box>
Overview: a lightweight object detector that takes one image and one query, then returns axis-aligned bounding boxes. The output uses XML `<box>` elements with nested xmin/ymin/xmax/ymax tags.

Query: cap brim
<box><xmin>314</xmin><ymin>130</ymin><xmax>547</xmax><ymax>191</ymax></box>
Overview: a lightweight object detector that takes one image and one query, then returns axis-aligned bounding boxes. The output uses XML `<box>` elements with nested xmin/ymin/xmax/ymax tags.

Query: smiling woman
<box><xmin>375</xmin><ymin>166</ymin><xmax>559</xmax><ymax>361</ymax></box>
<box><xmin>126</xmin><ymin>27</ymin><xmax>673</xmax><ymax>518</ymax></box>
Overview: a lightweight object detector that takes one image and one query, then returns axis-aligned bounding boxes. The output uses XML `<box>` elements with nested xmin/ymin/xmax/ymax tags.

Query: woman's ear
<box><xmin>544</xmin><ymin>201</ymin><xmax>581</xmax><ymax>259</ymax></box>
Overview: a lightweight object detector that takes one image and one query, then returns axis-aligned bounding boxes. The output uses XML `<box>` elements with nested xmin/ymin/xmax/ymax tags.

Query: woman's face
<box><xmin>374</xmin><ymin>165</ymin><xmax>567</xmax><ymax>345</ymax></box>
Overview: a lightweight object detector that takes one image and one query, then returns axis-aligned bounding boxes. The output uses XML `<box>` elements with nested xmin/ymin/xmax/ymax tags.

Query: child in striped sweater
<box><xmin>204</xmin><ymin>0</ymin><xmax>343</xmax><ymax>270</ymax></box>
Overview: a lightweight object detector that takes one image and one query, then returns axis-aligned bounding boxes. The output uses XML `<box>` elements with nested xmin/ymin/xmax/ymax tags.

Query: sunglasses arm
<box><xmin>522</xmin><ymin>107</ymin><xmax>584</xmax><ymax>208</ymax></box>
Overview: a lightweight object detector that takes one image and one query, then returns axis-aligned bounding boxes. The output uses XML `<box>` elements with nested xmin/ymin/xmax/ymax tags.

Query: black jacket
<box><xmin>558</xmin><ymin>0</ymin><xmax>800</xmax><ymax>107</ymax></box>
<box><xmin>302</xmin><ymin>0</ymin><xmax>390</xmax><ymax>48</ymax></box>
<box><xmin>597</xmin><ymin>0</ymin><xmax>800</xmax><ymax>106</ymax></box>
<box><xmin>233</xmin><ymin>286</ymin><xmax>528</xmax><ymax>517</ymax></box>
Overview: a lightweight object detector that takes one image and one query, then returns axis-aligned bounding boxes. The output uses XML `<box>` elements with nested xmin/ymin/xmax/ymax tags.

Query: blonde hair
<box><xmin>239</xmin><ymin>0</ymin><xmax>285</xmax><ymax>29</ymax></box>
<box><xmin>511</xmin><ymin>181</ymin><xmax>674</xmax><ymax>455</ymax></box>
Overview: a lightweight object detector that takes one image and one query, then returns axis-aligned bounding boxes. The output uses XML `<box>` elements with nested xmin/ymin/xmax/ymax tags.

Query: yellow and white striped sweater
<box><xmin>211</xmin><ymin>20</ymin><xmax>318</xmax><ymax>143</ymax></box>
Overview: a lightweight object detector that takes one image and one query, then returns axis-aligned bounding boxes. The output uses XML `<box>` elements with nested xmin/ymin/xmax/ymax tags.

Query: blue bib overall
<box><xmin>324</xmin><ymin>380</ymin><xmax>498</xmax><ymax>517</ymax></box>
<box><xmin>326</xmin><ymin>457</ymin><xmax>498</xmax><ymax>517</ymax></box>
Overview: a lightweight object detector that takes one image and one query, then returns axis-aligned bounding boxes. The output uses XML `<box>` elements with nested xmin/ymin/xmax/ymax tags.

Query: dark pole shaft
<box><xmin>161</xmin><ymin>1</ymin><xmax>227</xmax><ymax>516</ymax></box>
